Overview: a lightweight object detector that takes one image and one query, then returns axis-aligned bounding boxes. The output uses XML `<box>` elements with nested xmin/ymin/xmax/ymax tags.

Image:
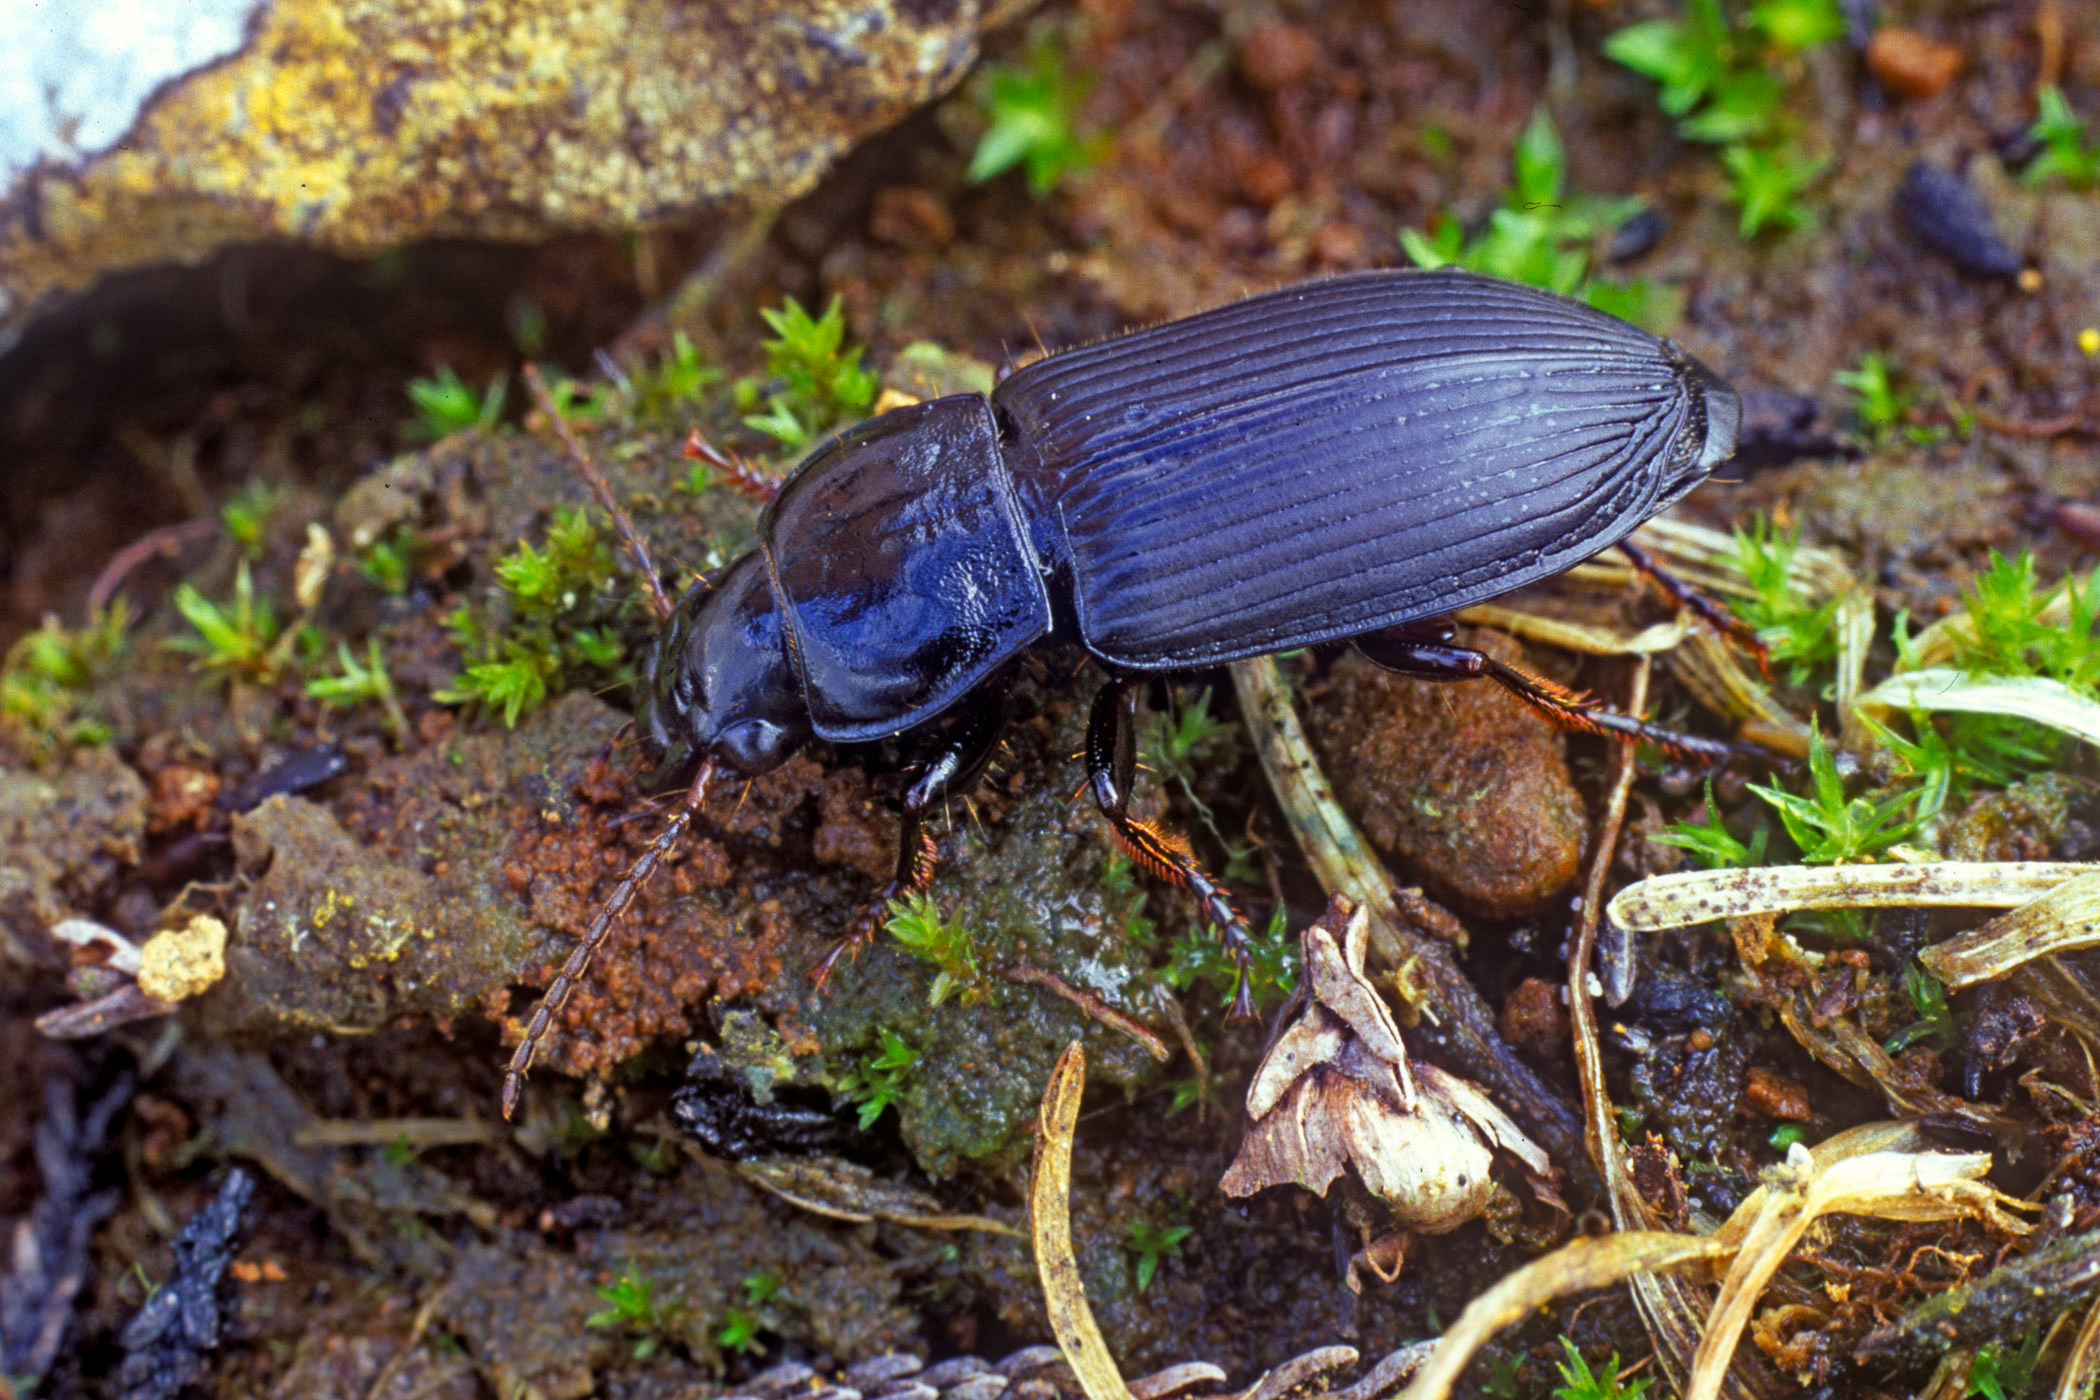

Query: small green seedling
<box><xmin>1719</xmin><ymin>142</ymin><xmax>1827</xmax><ymax>237</ymax></box>
<box><xmin>1728</xmin><ymin>516</ymin><xmax>1841</xmax><ymax>686</ymax></box>
<box><xmin>1604</xmin><ymin>0</ymin><xmax>1840</xmax><ymax>237</ymax></box>
<box><xmin>714</xmin><ymin>1273</ymin><xmax>780</xmax><ymax>1357</ymax></box>
<box><xmin>1551</xmin><ymin>1337</ymin><xmax>1652</xmax><ymax>1400</ymax></box>
<box><xmin>884</xmin><ymin>891</ymin><xmax>981</xmax><ymax>1007</ymax></box>
<box><xmin>1655</xmin><ymin>780</ymin><xmax>1771</xmax><ymax>870</ymax></box>
<box><xmin>1748</xmin><ymin>723</ymin><xmax>1922</xmax><ymax>864</ymax></box>
<box><xmin>836</xmin><ymin>1030</ymin><xmax>921</xmax><ymax>1132</ymax></box>
<box><xmin>1402</xmin><ymin>108</ymin><xmax>1662</xmax><ymax>324</ymax></box>
<box><xmin>737</xmin><ymin>296</ymin><xmax>879</xmax><ymax>450</ymax></box>
<box><xmin>2025</xmin><ymin>85</ymin><xmax>2099</xmax><ymax>188</ymax></box>
<box><xmin>969</xmin><ymin>33</ymin><xmax>1102</xmax><ymax>196</ymax></box>
<box><xmin>1947</xmin><ymin>551</ymin><xmax>2100</xmax><ymax>693</ymax></box>
<box><xmin>0</xmin><ymin>604</ymin><xmax>127</xmax><ymax>749</ymax></box>
<box><xmin>1968</xmin><ymin>1327</ymin><xmax>2044</xmax><ymax>1400</ymax></box>
<box><xmin>169</xmin><ymin>561</ymin><xmax>283</xmax><ymax>681</ymax></box>
<box><xmin>1886</xmin><ymin>962</ymin><xmax>1960</xmax><ymax>1054</ymax></box>
<box><xmin>1162</xmin><ymin>905</ymin><xmax>1296</xmax><ymax>1014</ymax></box>
<box><xmin>221</xmin><ymin>479</ymin><xmax>278</xmax><ymax>558</ymax></box>
<box><xmin>632</xmin><ymin>331</ymin><xmax>722</xmax><ymax>422</ymax></box>
<box><xmin>1122</xmin><ymin>1219</ymin><xmax>1192</xmax><ymax>1294</ymax></box>
<box><xmin>306</xmin><ymin>638</ymin><xmax>407</xmax><ymax>740</ymax></box>
<box><xmin>437</xmin><ymin>505</ymin><xmax>635</xmax><ymax>728</ymax></box>
<box><xmin>587</xmin><ymin>1267</ymin><xmax>678</xmax><ymax>1360</ymax></box>
<box><xmin>406</xmin><ymin>365</ymin><xmax>507</xmax><ymax>442</ymax></box>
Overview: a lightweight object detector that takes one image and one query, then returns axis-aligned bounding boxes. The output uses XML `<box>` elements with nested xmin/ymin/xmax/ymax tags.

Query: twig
<box><xmin>87</xmin><ymin>519</ymin><xmax>215</xmax><ymax>613</ymax></box>
<box><xmin>359</xmin><ymin>1281</ymin><xmax>451</xmax><ymax>1400</ymax></box>
<box><xmin>994</xmin><ymin>963</ymin><xmax>1169</xmax><ymax>1061</ymax></box>
<box><xmin>520</xmin><ymin>363</ymin><xmax>673</xmax><ymax>622</ymax></box>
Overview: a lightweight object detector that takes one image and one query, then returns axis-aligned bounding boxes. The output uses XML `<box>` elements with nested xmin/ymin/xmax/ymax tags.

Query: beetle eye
<box><xmin>717</xmin><ymin>719</ymin><xmax>793</xmax><ymax>775</ymax></box>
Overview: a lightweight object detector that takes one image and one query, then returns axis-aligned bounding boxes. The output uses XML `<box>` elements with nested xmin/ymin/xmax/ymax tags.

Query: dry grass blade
<box><xmin>1609</xmin><ymin>861</ymin><xmax>2096</xmax><ymax>932</ymax></box>
<box><xmin>1397</xmin><ymin>1233</ymin><xmax>1731</xmax><ymax>1400</ymax></box>
<box><xmin>1030</xmin><ymin>1042</ymin><xmax>1136</xmax><ymax>1400</ymax></box>
<box><xmin>1858</xmin><ymin>669</ymin><xmax>2100</xmax><ymax>747</ymax></box>
<box><xmin>735</xmin><ymin>1154</ymin><xmax>1018</xmax><ymax>1234</ymax></box>
<box><xmin>1920</xmin><ymin>869</ymin><xmax>2100</xmax><ymax>989</ymax></box>
<box><xmin>2055</xmin><ymin>1293</ymin><xmax>2100</xmax><ymax>1400</ymax></box>
<box><xmin>1454</xmin><ymin>603</ymin><xmax>1692</xmax><ymax>656</ymax></box>
<box><xmin>1229</xmin><ymin>654</ymin><xmax>1415</xmax><ymax>973</ymax></box>
<box><xmin>1231</xmin><ymin>1347</ymin><xmax>1358</xmax><ymax>1400</ymax></box>
<box><xmin>1686</xmin><ymin>1147</ymin><xmax>2032</xmax><ymax>1400</ymax></box>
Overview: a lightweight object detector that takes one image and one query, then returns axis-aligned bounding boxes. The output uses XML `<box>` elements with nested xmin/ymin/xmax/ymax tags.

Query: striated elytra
<box><xmin>505</xmin><ymin>267</ymin><xmax>1741</xmax><ymax>1113</ymax></box>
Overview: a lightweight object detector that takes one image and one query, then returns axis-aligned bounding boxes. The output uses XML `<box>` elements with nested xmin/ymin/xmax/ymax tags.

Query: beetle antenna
<box><xmin>501</xmin><ymin>758</ymin><xmax>715</xmax><ymax>1119</ymax></box>
<box><xmin>522</xmin><ymin>362</ymin><xmax>674</xmax><ymax>622</ymax></box>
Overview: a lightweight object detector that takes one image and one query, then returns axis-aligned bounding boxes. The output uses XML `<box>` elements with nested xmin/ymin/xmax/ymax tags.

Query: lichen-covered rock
<box><xmin>1309</xmin><ymin>642</ymin><xmax>1587</xmax><ymax>921</ymax></box>
<box><xmin>0</xmin><ymin>744</ymin><xmax>147</xmax><ymax>966</ymax></box>
<box><xmin>197</xmin><ymin>691</ymin><xmax>623</xmax><ymax>1036</ymax></box>
<box><xmin>0</xmin><ymin>0</ymin><xmax>1026</xmax><ymax>341</ymax></box>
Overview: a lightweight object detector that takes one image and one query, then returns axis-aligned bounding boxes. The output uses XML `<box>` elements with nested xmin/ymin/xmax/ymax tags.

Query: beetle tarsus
<box><xmin>1355</xmin><ymin>629</ymin><xmax>1739</xmax><ymax>768</ymax></box>
<box><xmin>812</xmin><ymin>820</ymin><xmax>941</xmax><ymax>990</ymax></box>
<box><xmin>1618</xmin><ymin>539</ymin><xmax>1776</xmax><ymax>680</ymax></box>
<box><xmin>1087</xmin><ymin>678</ymin><xmax>1259</xmax><ymax>1014</ymax></box>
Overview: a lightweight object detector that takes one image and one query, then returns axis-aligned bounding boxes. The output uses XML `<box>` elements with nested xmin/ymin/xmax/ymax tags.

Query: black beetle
<box><xmin>503</xmin><ymin>267</ymin><xmax>1741</xmax><ymax>1116</ymax></box>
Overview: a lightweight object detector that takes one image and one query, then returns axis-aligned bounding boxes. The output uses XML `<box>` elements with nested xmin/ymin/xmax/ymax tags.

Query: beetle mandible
<box><xmin>502</xmin><ymin>267</ymin><xmax>1742</xmax><ymax>1117</ymax></box>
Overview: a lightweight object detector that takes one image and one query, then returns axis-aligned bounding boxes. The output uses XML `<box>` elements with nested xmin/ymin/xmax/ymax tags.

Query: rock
<box><xmin>0</xmin><ymin>745</ymin><xmax>147</xmax><ymax>965</ymax></box>
<box><xmin>1896</xmin><ymin>162</ymin><xmax>2022</xmax><ymax>280</ymax></box>
<box><xmin>1309</xmin><ymin>642</ymin><xmax>1586</xmax><ymax>921</ymax></box>
<box><xmin>0</xmin><ymin>0</ymin><xmax>1026</xmax><ymax>344</ymax></box>
<box><xmin>1865</xmin><ymin>27</ymin><xmax>1964</xmax><ymax>101</ymax></box>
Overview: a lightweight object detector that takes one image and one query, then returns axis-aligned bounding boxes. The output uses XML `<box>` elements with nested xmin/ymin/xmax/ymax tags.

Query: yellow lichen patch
<box><xmin>137</xmin><ymin>915</ymin><xmax>230</xmax><ymax>1001</ymax></box>
<box><xmin>312</xmin><ymin>888</ymin><xmax>356</xmax><ymax>929</ymax></box>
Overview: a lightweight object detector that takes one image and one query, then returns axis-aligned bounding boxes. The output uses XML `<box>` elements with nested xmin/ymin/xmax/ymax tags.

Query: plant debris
<box><xmin>0</xmin><ymin>1072</ymin><xmax>131</xmax><ymax>1390</ymax></box>
<box><xmin>113</xmin><ymin>1168</ymin><xmax>256</xmax><ymax>1400</ymax></box>
<box><xmin>1220</xmin><ymin>897</ymin><xmax>1554</xmax><ymax>1285</ymax></box>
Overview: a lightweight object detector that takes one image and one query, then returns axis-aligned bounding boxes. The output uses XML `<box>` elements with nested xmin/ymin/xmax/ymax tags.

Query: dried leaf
<box><xmin>1030</xmin><ymin>1043</ymin><xmax>1135</xmax><ymax>1400</ymax></box>
<box><xmin>1609</xmin><ymin>861</ymin><xmax>2093</xmax><ymax>933</ymax></box>
<box><xmin>1920</xmin><ymin>869</ymin><xmax>2100</xmax><ymax>989</ymax></box>
<box><xmin>1859</xmin><ymin>669</ymin><xmax>2100</xmax><ymax>747</ymax></box>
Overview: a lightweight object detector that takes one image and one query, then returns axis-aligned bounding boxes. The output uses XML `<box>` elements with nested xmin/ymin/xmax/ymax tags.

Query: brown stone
<box><xmin>1742</xmin><ymin>1066</ymin><xmax>1812</xmax><ymax>1121</ymax></box>
<box><xmin>1237</xmin><ymin>19</ymin><xmax>1322</xmax><ymax>92</ymax></box>
<box><xmin>1310</xmin><ymin>639</ymin><xmax>1586</xmax><ymax>920</ymax></box>
<box><xmin>1499</xmin><ymin>977</ymin><xmax>1567</xmax><ymax>1061</ymax></box>
<box><xmin>1866</xmin><ymin>28</ymin><xmax>1964</xmax><ymax>100</ymax></box>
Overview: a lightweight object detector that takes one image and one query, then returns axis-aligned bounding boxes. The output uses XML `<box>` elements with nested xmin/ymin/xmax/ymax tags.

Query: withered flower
<box><xmin>1221</xmin><ymin>896</ymin><xmax>1552</xmax><ymax>1269</ymax></box>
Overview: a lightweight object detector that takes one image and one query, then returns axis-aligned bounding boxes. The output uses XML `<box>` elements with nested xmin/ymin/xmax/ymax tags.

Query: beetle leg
<box><xmin>1618</xmin><ymin>540</ymin><xmax>1776</xmax><ymax>680</ymax></box>
<box><xmin>1085</xmin><ymin>677</ymin><xmax>1258</xmax><ymax>1019</ymax></box>
<box><xmin>1354</xmin><ymin>630</ymin><xmax>1738</xmax><ymax>767</ymax></box>
<box><xmin>812</xmin><ymin>691</ymin><xmax>1006</xmax><ymax>989</ymax></box>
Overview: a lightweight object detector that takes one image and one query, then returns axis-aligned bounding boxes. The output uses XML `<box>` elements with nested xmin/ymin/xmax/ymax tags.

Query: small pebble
<box><xmin>1895</xmin><ymin>162</ymin><xmax>2021</xmax><ymax>279</ymax></box>
<box><xmin>1866</xmin><ymin>27</ymin><xmax>1964</xmax><ymax>99</ymax></box>
<box><xmin>1237</xmin><ymin>19</ymin><xmax>1321</xmax><ymax>90</ymax></box>
<box><xmin>1743</xmin><ymin>1066</ymin><xmax>1813</xmax><ymax>1121</ymax></box>
<box><xmin>994</xmin><ymin>1347</ymin><xmax>1064</xmax><ymax>1377</ymax></box>
<box><xmin>917</xmin><ymin>1359</ymin><xmax>994</xmax><ymax>1389</ymax></box>
<box><xmin>845</xmin><ymin>1355</ymin><xmax>926</xmax><ymax>1389</ymax></box>
<box><xmin>1608</xmin><ymin>208</ymin><xmax>1666</xmax><ymax>263</ymax></box>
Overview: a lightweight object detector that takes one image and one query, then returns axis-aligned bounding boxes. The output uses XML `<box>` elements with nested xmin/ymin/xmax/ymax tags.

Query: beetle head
<box><xmin>635</xmin><ymin>551</ymin><xmax>810</xmax><ymax>791</ymax></box>
<box><xmin>1666</xmin><ymin>343</ymin><xmax>1743</xmax><ymax>490</ymax></box>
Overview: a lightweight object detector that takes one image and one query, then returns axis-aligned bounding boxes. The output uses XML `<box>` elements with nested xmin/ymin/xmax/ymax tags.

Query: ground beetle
<box><xmin>502</xmin><ymin>267</ymin><xmax>1743</xmax><ymax>1116</ymax></box>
